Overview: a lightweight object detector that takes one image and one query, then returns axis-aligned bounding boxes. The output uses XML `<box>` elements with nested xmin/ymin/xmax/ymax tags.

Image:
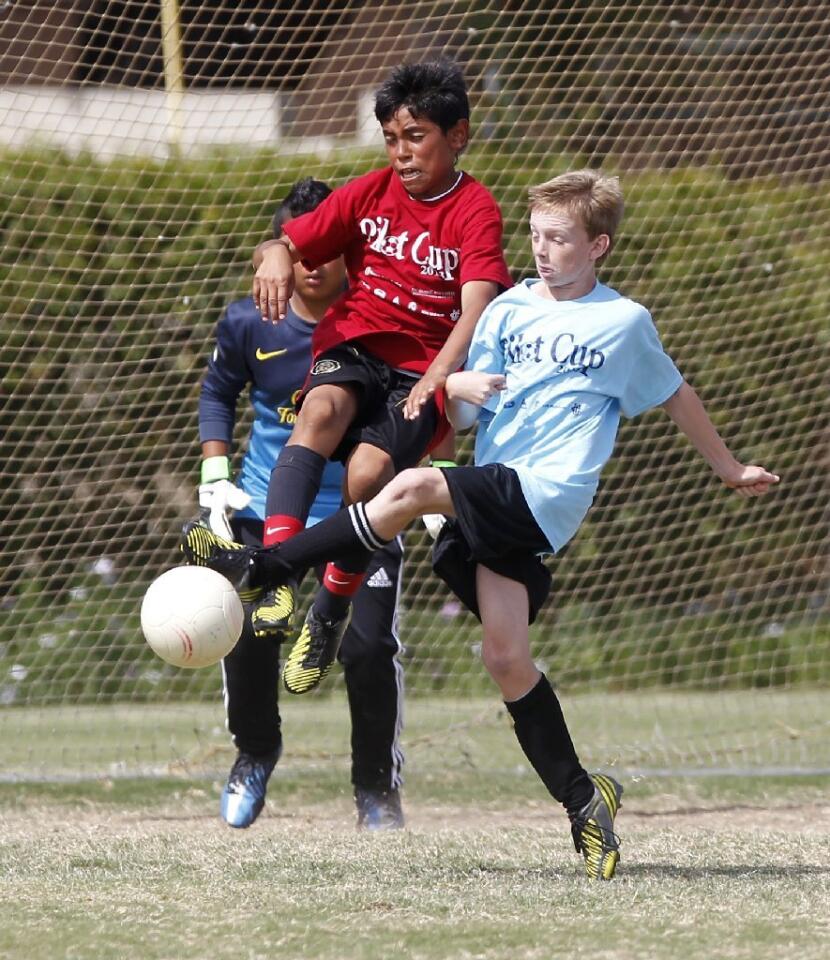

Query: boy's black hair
<box><xmin>374</xmin><ymin>60</ymin><xmax>469</xmax><ymax>132</ymax></box>
<box><xmin>272</xmin><ymin>177</ymin><xmax>332</xmax><ymax>237</ymax></box>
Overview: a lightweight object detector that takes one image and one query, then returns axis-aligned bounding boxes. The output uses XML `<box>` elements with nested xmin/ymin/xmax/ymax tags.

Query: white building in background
<box><xmin>0</xmin><ymin>1</ymin><xmax>449</xmax><ymax>159</ymax></box>
<box><xmin>0</xmin><ymin>85</ymin><xmax>383</xmax><ymax>159</ymax></box>
<box><xmin>0</xmin><ymin>87</ymin><xmax>283</xmax><ymax>159</ymax></box>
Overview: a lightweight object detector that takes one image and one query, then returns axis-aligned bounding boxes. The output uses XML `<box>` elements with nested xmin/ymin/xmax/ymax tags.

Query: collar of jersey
<box><xmin>403</xmin><ymin>170</ymin><xmax>464</xmax><ymax>203</ymax></box>
<box><xmin>523</xmin><ymin>277</ymin><xmax>604</xmax><ymax>305</ymax></box>
<box><xmin>283</xmin><ymin>303</ymin><xmax>316</xmax><ymax>334</ymax></box>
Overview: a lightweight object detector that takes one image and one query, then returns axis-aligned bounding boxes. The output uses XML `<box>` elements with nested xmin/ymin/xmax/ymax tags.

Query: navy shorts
<box><xmin>302</xmin><ymin>343</ymin><xmax>439</xmax><ymax>472</ymax></box>
<box><xmin>432</xmin><ymin>463</ymin><xmax>553</xmax><ymax>624</ymax></box>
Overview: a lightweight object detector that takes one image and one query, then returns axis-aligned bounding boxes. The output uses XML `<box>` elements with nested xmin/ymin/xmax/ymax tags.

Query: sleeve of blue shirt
<box><xmin>618</xmin><ymin>309</ymin><xmax>684</xmax><ymax>419</ymax></box>
<box><xmin>198</xmin><ymin>299</ymin><xmax>254</xmax><ymax>444</ymax></box>
<box><xmin>464</xmin><ymin>300</ymin><xmax>506</xmax><ymax>422</ymax></box>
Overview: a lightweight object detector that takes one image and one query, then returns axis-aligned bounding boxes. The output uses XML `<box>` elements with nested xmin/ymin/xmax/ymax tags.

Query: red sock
<box><xmin>262</xmin><ymin>514</ymin><xmax>304</xmax><ymax>548</ymax></box>
<box><xmin>321</xmin><ymin>563</ymin><xmax>365</xmax><ymax>597</ymax></box>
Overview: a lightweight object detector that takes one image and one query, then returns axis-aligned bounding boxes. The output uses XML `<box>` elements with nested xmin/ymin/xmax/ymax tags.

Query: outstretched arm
<box><xmin>662</xmin><ymin>382</ymin><xmax>780</xmax><ymax>498</ymax></box>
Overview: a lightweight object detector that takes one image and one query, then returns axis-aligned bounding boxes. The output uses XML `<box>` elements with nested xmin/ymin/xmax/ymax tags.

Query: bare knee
<box><xmin>480</xmin><ymin>633</ymin><xmax>535</xmax><ymax>687</ymax></box>
<box><xmin>344</xmin><ymin>445</ymin><xmax>395</xmax><ymax>503</ymax></box>
<box><xmin>362</xmin><ymin>467</ymin><xmax>450</xmax><ymax>539</ymax></box>
<box><xmin>384</xmin><ymin>468</ymin><xmax>441</xmax><ymax>513</ymax></box>
<box><xmin>292</xmin><ymin>385</ymin><xmax>357</xmax><ymax>452</ymax></box>
<box><xmin>481</xmin><ymin>642</ymin><xmax>523</xmax><ymax>684</ymax></box>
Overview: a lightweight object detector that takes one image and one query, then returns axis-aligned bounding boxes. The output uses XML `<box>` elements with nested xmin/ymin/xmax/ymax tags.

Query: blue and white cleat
<box><xmin>355</xmin><ymin>787</ymin><xmax>405</xmax><ymax>831</ymax></box>
<box><xmin>220</xmin><ymin>751</ymin><xmax>280</xmax><ymax>828</ymax></box>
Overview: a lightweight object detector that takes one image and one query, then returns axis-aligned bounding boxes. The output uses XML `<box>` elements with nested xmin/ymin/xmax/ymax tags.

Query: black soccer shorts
<box><xmin>301</xmin><ymin>343</ymin><xmax>439</xmax><ymax>472</ymax></box>
<box><xmin>432</xmin><ymin>463</ymin><xmax>553</xmax><ymax>624</ymax></box>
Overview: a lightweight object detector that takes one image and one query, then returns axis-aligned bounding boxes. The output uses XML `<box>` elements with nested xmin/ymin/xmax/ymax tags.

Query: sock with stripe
<box><xmin>504</xmin><ymin>673</ymin><xmax>594</xmax><ymax>817</ymax></box>
<box><xmin>256</xmin><ymin>502</ymin><xmax>389</xmax><ymax>586</ymax></box>
<box><xmin>262</xmin><ymin>445</ymin><xmax>327</xmax><ymax>546</ymax></box>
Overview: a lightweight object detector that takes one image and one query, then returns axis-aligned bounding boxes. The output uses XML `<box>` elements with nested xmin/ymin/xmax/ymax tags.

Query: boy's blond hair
<box><xmin>528</xmin><ymin>170</ymin><xmax>624</xmax><ymax>264</ymax></box>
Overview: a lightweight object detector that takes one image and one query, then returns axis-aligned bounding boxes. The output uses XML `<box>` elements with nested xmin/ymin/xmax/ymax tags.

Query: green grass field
<box><xmin>1</xmin><ymin>690</ymin><xmax>828</xmax><ymax>780</ymax></box>
<box><xmin>1</xmin><ymin>695</ymin><xmax>828</xmax><ymax>960</ymax></box>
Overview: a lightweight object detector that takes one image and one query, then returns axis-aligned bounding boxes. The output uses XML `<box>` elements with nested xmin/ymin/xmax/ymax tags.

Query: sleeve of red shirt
<box><xmin>458</xmin><ymin>193</ymin><xmax>513</xmax><ymax>291</ymax></box>
<box><xmin>282</xmin><ymin>180</ymin><xmax>359</xmax><ymax>267</ymax></box>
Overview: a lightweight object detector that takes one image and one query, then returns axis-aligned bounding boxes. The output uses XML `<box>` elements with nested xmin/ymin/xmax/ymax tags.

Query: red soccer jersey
<box><xmin>283</xmin><ymin>167</ymin><xmax>512</xmax><ymax>373</ymax></box>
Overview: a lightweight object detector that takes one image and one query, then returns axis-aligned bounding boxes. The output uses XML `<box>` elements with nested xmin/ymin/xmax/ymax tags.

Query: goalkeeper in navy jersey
<box><xmin>198</xmin><ymin>179</ymin><xmax>407</xmax><ymax>830</ymax></box>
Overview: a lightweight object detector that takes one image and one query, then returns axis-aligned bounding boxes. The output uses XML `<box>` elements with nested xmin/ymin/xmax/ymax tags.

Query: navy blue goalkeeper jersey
<box><xmin>198</xmin><ymin>296</ymin><xmax>344</xmax><ymax>523</ymax></box>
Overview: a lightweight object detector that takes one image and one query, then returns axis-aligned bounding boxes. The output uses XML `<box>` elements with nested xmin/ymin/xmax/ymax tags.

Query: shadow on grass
<box><xmin>627</xmin><ymin>802</ymin><xmax>824</xmax><ymax>819</ymax></box>
<box><xmin>470</xmin><ymin>862</ymin><xmax>830</xmax><ymax>881</ymax></box>
<box><xmin>618</xmin><ymin>863</ymin><xmax>830</xmax><ymax>879</ymax></box>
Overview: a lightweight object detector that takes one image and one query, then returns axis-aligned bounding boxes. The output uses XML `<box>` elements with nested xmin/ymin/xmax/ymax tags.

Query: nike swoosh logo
<box><xmin>265</xmin><ymin>525</ymin><xmax>292</xmax><ymax>536</ymax></box>
<box><xmin>326</xmin><ymin>575</ymin><xmax>351</xmax><ymax>586</ymax></box>
<box><xmin>256</xmin><ymin>347</ymin><xmax>288</xmax><ymax>361</ymax></box>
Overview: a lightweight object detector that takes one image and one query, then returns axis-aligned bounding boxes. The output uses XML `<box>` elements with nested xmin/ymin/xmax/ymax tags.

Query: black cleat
<box><xmin>355</xmin><ymin>787</ymin><xmax>405</xmax><ymax>831</ymax></box>
<box><xmin>282</xmin><ymin>606</ymin><xmax>350</xmax><ymax>694</ymax></box>
<box><xmin>180</xmin><ymin>520</ymin><xmax>261</xmax><ymax>603</ymax></box>
<box><xmin>571</xmin><ymin>773</ymin><xmax>623</xmax><ymax>880</ymax></box>
<box><xmin>220</xmin><ymin>750</ymin><xmax>280</xmax><ymax>828</ymax></box>
<box><xmin>250</xmin><ymin>584</ymin><xmax>296</xmax><ymax>643</ymax></box>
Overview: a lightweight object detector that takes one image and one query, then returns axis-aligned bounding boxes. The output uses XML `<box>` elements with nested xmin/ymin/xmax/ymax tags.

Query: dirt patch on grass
<box><xmin>406</xmin><ymin>799</ymin><xmax>830</xmax><ymax>835</ymax></box>
<box><xmin>2</xmin><ymin>793</ymin><xmax>829</xmax><ymax>840</ymax></box>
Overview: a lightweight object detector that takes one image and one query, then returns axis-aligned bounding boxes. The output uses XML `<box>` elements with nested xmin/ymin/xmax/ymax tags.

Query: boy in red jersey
<box><xmin>249</xmin><ymin>61</ymin><xmax>511</xmax><ymax>694</ymax></box>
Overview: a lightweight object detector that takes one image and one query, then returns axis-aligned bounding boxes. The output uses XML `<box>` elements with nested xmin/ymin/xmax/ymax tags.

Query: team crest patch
<box><xmin>311</xmin><ymin>359</ymin><xmax>341</xmax><ymax>376</ymax></box>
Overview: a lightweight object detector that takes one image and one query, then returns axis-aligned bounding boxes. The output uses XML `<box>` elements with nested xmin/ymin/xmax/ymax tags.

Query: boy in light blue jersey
<box><xmin>182</xmin><ymin>170</ymin><xmax>779</xmax><ymax>878</ymax></box>
<box><xmin>463</xmin><ymin>274</ymin><xmax>685</xmax><ymax>553</ymax></box>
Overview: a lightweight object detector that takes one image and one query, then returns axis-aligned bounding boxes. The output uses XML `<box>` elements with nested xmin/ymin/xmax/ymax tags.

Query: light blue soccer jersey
<box><xmin>467</xmin><ymin>279</ymin><xmax>683</xmax><ymax>552</ymax></box>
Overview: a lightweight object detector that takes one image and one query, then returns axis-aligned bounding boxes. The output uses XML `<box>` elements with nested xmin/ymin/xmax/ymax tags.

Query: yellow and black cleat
<box><xmin>282</xmin><ymin>606</ymin><xmax>350</xmax><ymax>695</ymax></box>
<box><xmin>571</xmin><ymin>773</ymin><xmax>623</xmax><ymax>880</ymax></box>
<box><xmin>250</xmin><ymin>584</ymin><xmax>296</xmax><ymax>642</ymax></box>
<box><xmin>179</xmin><ymin>520</ymin><xmax>261</xmax><ymax>603</ymax></box>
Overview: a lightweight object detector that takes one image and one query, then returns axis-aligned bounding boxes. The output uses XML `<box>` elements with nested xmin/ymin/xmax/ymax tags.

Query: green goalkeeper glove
<box><xmin>198</xmin><ymin>456</ymin><xmax>251</xmax><ymax>540</ymax></box>
<box><xmin>423</xmin><ymin>459</ymin><xmax>456</xmax><ymax>539</ymax></box>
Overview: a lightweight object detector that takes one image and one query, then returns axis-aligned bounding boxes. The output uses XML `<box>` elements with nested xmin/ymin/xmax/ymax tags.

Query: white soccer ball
<box><xmin>140</xmin><ymin>566</ymin><xmax>244</xmax><ymax>669</ymax></box>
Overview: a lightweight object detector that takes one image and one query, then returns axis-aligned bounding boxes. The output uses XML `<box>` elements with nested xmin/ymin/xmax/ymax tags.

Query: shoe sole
<box><xmin>583</xmin><ymin>775</ymin><xmax>623</xmax><ymax>881</ymax></box>
<box><xmin>180</xmin><ymin>522</ymin><xmax>213</xmax><ymax>566</ymax></box>
<box><xmin>251</xmin><ymin>587</ymin><xmax>295</xmax><ymax>641</ymax></box>
<box><xmin>600</xmin><ymin>849</ymin><xmax>619</xmax><ymax>880</ymax></box>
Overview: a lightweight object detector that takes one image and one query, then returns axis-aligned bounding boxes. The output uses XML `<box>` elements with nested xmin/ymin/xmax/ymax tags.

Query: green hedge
<box><xmin>0</xmin><ymin>146</ymin><xmax>826</xmax><ymax>700</ymax></box>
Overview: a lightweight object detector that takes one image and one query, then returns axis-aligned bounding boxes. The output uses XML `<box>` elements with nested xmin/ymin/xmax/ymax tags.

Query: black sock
<box><xmin>264</xmin><ymin>444</ymin><xmax>327</xmax><ymax>521</ymax></box>
<box><xmin>505</xmin><ymin>674</ymin><xmax>594</xmax><ymax>817</ymax></box>
<box><xmin>257</xmin><ymin>503</ymin><xmax>388</xmax><ymax>586</ymax></box>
